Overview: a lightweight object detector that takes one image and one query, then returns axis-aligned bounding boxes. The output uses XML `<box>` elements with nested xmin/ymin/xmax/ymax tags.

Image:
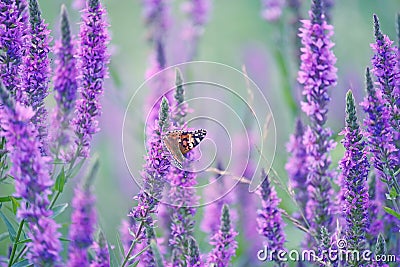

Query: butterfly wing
<box><xmin>179</xmin><ymin>129</ymin><xmax>207</xmax><ymax>154</ymax></box>
<box><xmin>162</xmin><ymin>131</ymin><xmax>185</xmax><ymax>169</ymax></box>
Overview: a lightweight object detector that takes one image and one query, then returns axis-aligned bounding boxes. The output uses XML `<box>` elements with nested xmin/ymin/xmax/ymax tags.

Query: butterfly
<box><xmin>162</xmin><ymin>129</ymin><xmax>207</xmax><ymax>169</ymax></box>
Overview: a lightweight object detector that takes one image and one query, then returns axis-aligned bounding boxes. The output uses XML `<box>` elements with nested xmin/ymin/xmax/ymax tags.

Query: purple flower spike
<box><xmin>207</xmin><ymin>204</ymin><xmax>238</xmax><ymax>267</ymax></box>
<box><xmin>51</xmin><ymin>5</ymin><xmax>78</xmax><ymax>157</ymax></box>
<box><xmin>298</xmin><ymin>0</ymin><xmax>337</xmax><ymax>244</ymax></box>
<box><xmin>339</xmin><ymin>91</ymin><xmax>370</xmax><ymax>255</ymax></box>
<box><xmin>256</xmin><ymin>171</ymin><xmax>287</xmax><ymax>266</ymax></box>
<box><xmin>285</xmin><ymin>118</ymin><xmax>308</xmax><ymax>218</ymax></box>
<box><xmin>21</xmin><ymin>0</ymin><xmax>52</xmax><ymax>155</ymax></box>
<box><xmin>372</xmin><ymin>15</ymin><xmax>400</xmax><ymax>125</ymax></box>
<box><xmin>261</xmin><ymin>0</ymin><xmax>285</xmax><ymax>22</ymax></box>
<box><xmin>72</xmin><ymin>0</ymin><xmax>110</xmax><ymax>158</ymax></box>
<box><xmin>90</xmin><ymin>232</ymin><xmax>110</xmax><ymax>267</ymax></box>
<box><xmin>0</xmin><ymin>84</ymin><xmax>62</xmax><ymax>266</ymax></box>
<box><xmin>0</xmin><ymin>0</ymin><xmax>27</xmax><ymax>97</ymax></box>
<box><xmin>68</xmin><ymin>160</ymin><xmax>99</xmax><ymax>267</ymax></box>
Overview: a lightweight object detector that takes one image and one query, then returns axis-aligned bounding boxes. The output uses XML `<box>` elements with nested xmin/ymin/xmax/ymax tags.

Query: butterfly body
<box><xmin>162</xmin><ymin>129</ymin><xmax>207</xmax><ymax>169</ymax></box>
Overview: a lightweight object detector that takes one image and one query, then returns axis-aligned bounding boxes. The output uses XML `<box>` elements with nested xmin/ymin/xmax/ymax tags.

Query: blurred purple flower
<box><xmin>339</xmin><ymin>90</ymin><xmax>370</xmax><ymax>253</ymax></box>
<box><xmin>72</xmin><ymin>0</ymin><xmax>85</xmax><ymax>10</ymax></box>
<box><xmin>21</xmin><ymin>0</ymin><xmax>52</xmax><ymax>155</ymax></box>
<box><xmin>0</xmin><ymin>85</ymin><xmax>61</xmax><ymax>266</ymax></box>
<box><xmin>256</xmin><ymin>171</ymin><xmax>287</xmax><ymax>266</ymax></box>
<box><xmin>0</xmin><ymin>0</ymin><xmax>27</xmax><ymax>97</ymax></box>
<box><xmin>68</xmin><ymin>175</ymin><xmax>97</xmax><ymax>267</ymax></box>
<box><xmin>298</xmin><ymin>0</ymin><xmax>337</xmax><ymax>244</ymax></box>
<box><xmin>142</xmin><ymin>0</ymin><xmax>170</xmax><ymax>42</ymax></box>
<box><xmin>72</xmin><ymin>0</ymin><xmax>109</xmax><ymax>158</ymax></box>
<box><xmin>51</xmin><ymin>5</ymin><xmax>78</xmax><ymax>156</ymax></box>
<box><xmin>90</xmin><ymin>232</ymin><xmax>110</xmax><ymax>267</ymax></box>
<box><xmin>285</xmin><ymin>118</ymin><xmax>308</xmax><ymax>219</ymax></box>
<box><xmin>261</xmin><ymin>0</ymin><xmax>285</xmax><ymax>22</ymax></box>
<box><xmin>206</xmin><ymin>204</ymin><xmax>238</xmax><ymax>267</ymax></box>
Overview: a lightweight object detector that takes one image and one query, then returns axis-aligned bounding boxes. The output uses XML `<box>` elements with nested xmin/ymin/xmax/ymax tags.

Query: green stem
<box><xmin>121</xmin><ymin>220</ymin><xmax>145</xmax><ymax>267</ymax></box>
<box><xmin>8</xmin><ymin>219</ymin><xmax>24</xmax><ymax>266</ymax></box>
<box><xmin>48</xmin><ymin>191</ymin><xmax>61</xmax><ymax>210</ymax></box>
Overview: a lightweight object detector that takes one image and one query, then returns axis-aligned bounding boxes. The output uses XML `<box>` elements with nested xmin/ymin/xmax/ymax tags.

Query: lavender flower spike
<box><xmin>0</xmin><ymin>0</ymin><xmax>27</xmax><ymax>97</ymax></box>
<box><xmin>207</xmin><ymin>204</ymin><xmax>238</xmax><ymax>267</ymax></box>
<box><xmin>51</xmin><ymin>5</ymin><xmax>78</xmax><ymax>156</ymax></box>
<box><xmin>285</xmin><ymin>118</ymin><xmax>308</xmax><ymax>217</ymax></box>
<box><xmin>360</xmin><ymin>68</ymin><xmax>397</xmax><ymax>196</ymax></box>
<box><xmin>21</xmin><ymin>0</ymin><xmax>52</xmax><ymax>154</ymax></box>
<box><xmin>0</xmin><ymin>84</ymin><xmax>62</xmax><ymax>266</ymax></box>
<box><xmin>298</xmin><ymin>0</ymin><xmax>337</xmax><ymax>243</ymax></box>
<box><xmin>372</xmin><ymin>14</ymin><xmax>399</xmax><ymax>129</ymax></box>
<box><xmin>68</xmin><ymin>160</ymin><xmax>99</xmax><ymax>267</ymax></box>
<box><xmin>90</xmin><ymin>231</ymin><xmax>110</xmax><ymax>267</ymax></box>
<box><xmin>339</xmin><ymin>90</ymin><xmax>370</xmax><ymax>256</ymax></box>
<box><xmin>256</xmin><ymin>171</ymin><xmax>287</xmax><ymax>266</ymax></box>
<box><xmin>126</xmin><ymin>97</ymin><xmax>171</xmax><ymax>265</ymax></box>
<box><xmin>73</xmin><ymin>0</ymin><xmax>109</xmax><ymax>158</ymax></box>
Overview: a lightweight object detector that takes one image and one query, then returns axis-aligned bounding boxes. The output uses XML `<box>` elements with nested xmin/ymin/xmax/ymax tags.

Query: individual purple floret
<box><xmin>298</xmin><ymin>0</ymin><xmax>337</xmax><ymax>244</ymax></box>
<box><xmin>51</xmin><ymin>5</ymin><xmax>78</xmax><ymax>157</ymax></box>
<box><xmin>72</xmin><ymin>0</ymin><xmax>109</xmax><ymax>158</ymax></box>
<box><xmin>0</xmin><ymin>84</ymin><xmax>62</xmax><ymax>266</ymax></box>
<box><xmin>68</xmin><ymin>160</ymin><xmax>98</xmax><ymax>267</ymax></box>
<box><xmin>339</xmin><ymin>91</ymin><xmax>370</xmax><ymax>255</ymax></box>
<box><xmin>285</xmin><ymin>118</ymin><xmax>308</xmax><ymax>219</ymax></box>
<box><xmin>256</xmin><ymin>171</ymin><xmax>286</xmax><ymax>266</ymax></box>
<box><xmin>206</xmin><ymin>204</ymin><xmax>238</xmax><ymax>266</ymax></box>
<box><xmin>261</xmin><ymin>0</ymin><xmax>285</xmax><ymax>22</ymax></box>
<box><xmin>21</xmin><ymin>0</ymin><xmax>52</xmax><ymax>155</ymax></box>
<box><xmin>90</xmin><ymin>232</ymin><xmax>110</xmax><ymax>267</ymax></box>
<box><xmin>0</xmin><ymin>0</ymin><xmax>27</xmax><ymax>97</ymax></box>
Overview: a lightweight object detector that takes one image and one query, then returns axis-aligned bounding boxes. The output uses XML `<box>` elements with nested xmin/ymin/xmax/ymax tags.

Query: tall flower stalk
<box><xmin>286</xmin><ymin>118</ymin><xmax>308</xmax><ymax>218</ymax></box>
<box><xmin>67</xmin><ymin>160</ymin><xmax>99</xmax><ymax>267</ymax></box>
<box><xmin>167</xmin><ymin>70</ymin><xmax>199</xmax><ymax>266</ymax></box>
<box><xmin>298</xmin><ymin>0</ymin><xmax>337</xmax><ymax>245</ymax></box>
<box><xmin>256</xmin><ymin>171</ymin><xmax>287</xmax><ymax>266</ymax></box>
<box><xmin>51</xmin><ymin>5</ymin><xmax>78</xmax><ymax>159</ymax></box>
<box><xmin>0</xmin><ymin>84</ymin><xmax>61</xmax><ymax>266</ymax></box>
<box><xmin>90</xmin><ymin>231</ymin><xmax>110</xmax><ymax>267</ymax></box>
<box><xmin>124</xmin><ymin>97</ymin><xmax>171</xmax><ymax>267</ymax></box>
<box><xmin>339</xmin><ymin>91</ymin><xmax>370</xmax><ymax>263</ymax></box>
<box><xmin>0</xmin><ymin>0</ymin><xmax>27</xmax><ymax>97</ymax></box>
<box><xmin>72</xmin><ymin>0</ymin><xmax>109</xmax><ymax>158</ymax></box>
<box><xmin>21</xmin><ymin>0</ymin><xmax>52</xmax><ymax>155</ymax></box>
<box><xmin>206</xmin><ymin>204</ymin><xmax>238</xmax><ymax>266</ymax></box>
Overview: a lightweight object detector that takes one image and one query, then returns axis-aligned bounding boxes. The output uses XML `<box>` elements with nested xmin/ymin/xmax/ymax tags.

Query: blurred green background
<box><xmin>1</xmin><ymin>0</ymin><xmax>399</xmax><ymax>266</ymax></box>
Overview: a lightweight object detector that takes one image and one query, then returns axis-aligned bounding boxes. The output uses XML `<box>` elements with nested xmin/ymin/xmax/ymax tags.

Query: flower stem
<box><xmin>121</xmin><ymin>220</ymin><xmax>145</xmax><ymax>267</ymax></box>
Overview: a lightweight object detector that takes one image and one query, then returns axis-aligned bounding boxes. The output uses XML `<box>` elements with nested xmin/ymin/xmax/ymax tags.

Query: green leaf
<box><xmin>128</xmin><ymin>244</ymin><xmax>150</xmax><ymax>262</ymax></box>
<box><xmin>11</xmin><ymin>259</ymin><xmax>33</xmax><ymax>267</ymax></box>
<box><xmin>10</xmin><ymin>197</ymin><xmax>20</xmax><ymax>215</ymax></box>
<box><xmin>16</xmin><ymin>238</ymin><xmax>32</xmax><ymax>245</ymax></box>
<box><xmin>51</xmin><ymin>203</ymin><xmax>69</xmax><ymax>219</ymax></box>
<box><xmin>0</xmin><ymin>196</ymin><xmax>11</xmax><ymax>202</ymax></box>
<box><xmin>0</xmin><ymin>231</ymin><xmax>8</xmax><ymax>242</ymax></box>
<box><xmin>68</xmin><ymin>159</ymin><xmax>85</xmax><ymax>179</ymax></box>
<box><xmin>0</xmin><ymin>210</ymin><xmax>16</xmax><ymax>241</ymax></box>
<box><xmin>60</xmin><ymin>237</ymin><xmax>70</xmax><ymax>242</ymax></box>
<box><xmin>150</xmin><ymin>240</ymin><xmax>163</xmax><ymax>267</ymax></box>
<box><xmin>389</xmin><ymin>187</ymin><xmax>398</xmax><ymax>199</ymax></box>
<box><xmin>54</xmin><ymin>167</ymin><xmax>66</xmax><ymax>192</ymax></box>
<box><xmin>383</xmin><ymin>206</ymin><xmax>400</xmax><ymax>220</ymax></box>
